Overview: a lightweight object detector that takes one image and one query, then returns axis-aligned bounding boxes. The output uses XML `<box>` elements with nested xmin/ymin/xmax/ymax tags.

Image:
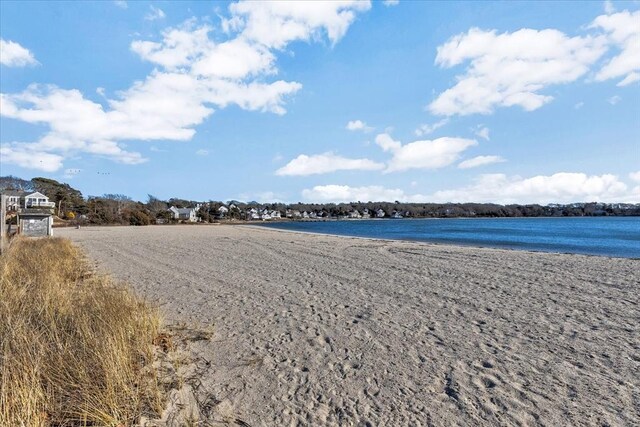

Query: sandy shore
<box><xmin>57</xmin><ymin>225</ymin><xmax>639</xmax><ymax>426</ymax></box>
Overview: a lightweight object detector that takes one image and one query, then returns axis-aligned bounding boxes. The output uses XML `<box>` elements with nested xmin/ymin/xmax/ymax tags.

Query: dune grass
<box><xmin>0</xmin><ymin>237</ymin><xmax>163</xmax><ymax>426</ymax></box>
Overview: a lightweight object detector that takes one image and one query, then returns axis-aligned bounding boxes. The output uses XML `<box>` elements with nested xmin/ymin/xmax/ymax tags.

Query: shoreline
<box><xmin>246</xmin><ymin>221</ymin><xmax>639</xmax><ymax>260</ymax></box>
<box><xmin>57</xmin><ymin>225</ymin><xmax>640</xmax><ymax>426</ymax></box>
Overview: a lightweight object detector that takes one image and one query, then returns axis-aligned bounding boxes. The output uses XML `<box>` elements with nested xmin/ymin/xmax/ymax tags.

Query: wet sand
<box><xmin>57</xmin><ymin>225</ymin><xmax>640</xmax><ymax>426</ymax></box>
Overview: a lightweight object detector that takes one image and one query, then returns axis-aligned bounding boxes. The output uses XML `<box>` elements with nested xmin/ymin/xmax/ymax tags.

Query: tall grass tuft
<box><xmin>0</xmin><ymin>237</ymin><xmax>162</xmax><ymax>426</ymax></box>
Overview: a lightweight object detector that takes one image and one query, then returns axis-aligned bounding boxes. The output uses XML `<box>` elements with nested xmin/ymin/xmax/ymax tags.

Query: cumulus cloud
<box><xmin>302</xmin><ymin>184</ymin><xmax>415</xmax><ymax>203</ymax></box>
<box><xmin>474</xmin><ymin>126</ymin><xmax>490</xmax><ymax>140</ymax></box>
<box><xmin>0</xmin><ymin>2</ymin><xmax>370</xmax><ymax>171</ymax></box>
<box><xmin>414</xmin><ymin>119</ymin><xmax>449</xmax><ymax>136</ymax></box>
<box><xmin>431</xmin><ymin>172</ymin><xmax>632</xmax><ymax>204</ymax></box>
<box><xmin>346</xmin><ymin>119</ymin><xmax>373</xmax><ymax>132</ymax></box>
<box><xmin>458</xmin><ymin>155</ymin><xmax>505</xmax><ymax>169</ymax></box>
<box><xmin>608</xmin><ymin>95</ymin><xmax>621</xmax><ymax>104</ymax></box>
<box><xmin>145</xmin><ymin>5</ymin><xmax>165</xmax><ymax>21</ymax></box>
<box><xmin>429</xmin><ymin>9</ymin><xmax>640</xmax><ymax>116</ymax></box>
<box><xmin>629</xmin><ymin>171</ymin><xmax>640</xmax><ymax>182</ymax></box>
<box><xmin>375</xmin><ymin>133</ymin><xmax>477</xmax><ymax>172</ymax></box>
<box><xmin>590</xmin><ymin>10</ymin><xmax>640</xmax><ymax>86</ymax></box>
<box><xmin>276</xmin><ymin>152</ymin><xmax>383</xmax><ymax>176</ymax></box>
<box><xmin>429</xmin><ymin>27</ymin><xmax>607</xmax><ymax>116</ymax></box>
<box><xmin>225</xmin><ymin>1</ymin><xmax>371</xmax><ymax>49</ymax></box>
<box><xmin>301</xmin><ymin>172</ymin><xmax>637</xmax><ymax>204</ymax></box>
<box><xmin>0</xmin><ymin>39</ymin><xmax>38</xmax><ymax>67</ymax></box>
<box><xmin>0</xmin><ymin>144</ymin><xmax>64</xmax><ymax>172</ymax></box>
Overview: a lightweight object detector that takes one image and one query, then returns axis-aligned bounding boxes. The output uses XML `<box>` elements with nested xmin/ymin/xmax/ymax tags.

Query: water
<box><xmin>259</xmin><ymin>217</ymin><xmax>640</xmax><ymax>258</ymax></box>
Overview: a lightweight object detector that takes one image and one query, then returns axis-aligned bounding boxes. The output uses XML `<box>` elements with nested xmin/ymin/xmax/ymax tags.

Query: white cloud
<box><xmin>383</xmin><ymin>0</ymin><xmax>400</xmax><ymax>6</ymax></box>
<box><xmin>608</xmin><ymin>95</ymin><xmax>621</xmax><ymax>104</ymax></box>
<box><xmin>196</xmin><ymin>149</ymin><xmax>209</xmax><ymax>156</ymax></box>
<box><xmin>374</xmin><ymin>133</ymin><xmax>402</xmax><ymax>152</ymax></box>
<box><xmin>0</xmin><ymin>39</ymin><xmax>38</xmax><ymax>67</ymax></box>
<box><xmin>458</xmin><ymin>155</ymin><xmax>505</xmax><ymax>169</ymax></box>
<box><xmin>375</xmin><ymin>133</ymin><xmax>477</xmax><ymax>172</ymax></box>
<box><xmin>275</xmin><ymin>152</ymin><xmax>383</xmax><ymax>176</ymax></box>
<box><xmin>114</xmin><ymin>0</ymin><xmax>127</xmax><ymax>9</ymax></box>
<box><xmin>429</xmin><ymin>27</ymin><xmax>607</xmax><ymax>116</ymax></box>
<box><xmin>301</xmin><ymin>172</ymin><xmax>637</xmax><ymax>204</ymax></box>
<box><xmin>346</xmin><ymin>119</ymin><xmax>373</xmax><ymax>132</ymax></box>
<box><xmin>145</xmin><ymin>5</ymin><xmax>165</xmax><ymax>21</ymax></box>
<box><xmin>474</xmin><ymin>126</ymin><xmax>490</xmax><ymax>140</ymax></box>
<box><xmin>225</xmin><ymin>1</ymin><xmax>372</xmax><ymax>49</ymax></box>
<box><xmin>1</xmin><ymin>3</ymin><xmax>370</xmax><ymax>172</ymax></box>
<box><xmin>574</xmin><ymin>101</ymin><xmax>585</xmax><ymax>109</ymax></box>
<box><xmin>0</xmin><ymin>144</ymin><xmax>64</xmax><ymax>172</ymax></box>
<box><xmin>591</xmin><ymin>10</ymin><xmax>640</xmax><ymax>86</ymax></box>
<box><xmin>302</xmin><ymin>184</ymin><xmax>414</xmax><ymax>203</ymax></box>
<box><xmin>237</xmin><ymin>190</ymin><xmax>287</xmax><ymax>203</ymax></box>
<box><xmin>604</xmin><ymin>1</ymin><xmax>615</xmax><ymax>15</ymax></box>
<box><xmin>431</xmin><ymin>172</ymin><xmax>632</xmax><ymax>204</ymax></box>
<box><xmin>629</xmin><ymin>171</ymin><xmax>640</xmax><ymax>183</ymax></box>
<box><xmin>414</xmin><ymin>118</ymin><xmax>449</xmax><ymax>136</ymax></box>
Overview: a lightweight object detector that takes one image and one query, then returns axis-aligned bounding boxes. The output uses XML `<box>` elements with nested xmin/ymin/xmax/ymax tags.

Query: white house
<box><xmin>392</xmin><ymin>211</ymin><xmax>403</xmax><ymax>219</ymax></box>
<box><xmin>168</xmin><ymin>206</ymin><xmax>198</xmax><ymax>222</ymax></box>
<box><xmin>376</xmin><ymin>208</ymin><xmax>386</xmax><ymax>218</ymax></box>
<box><xmin>349</xmin><ymin>210</ymin><xmax>362</xmax><ymax>219</ymax></box>
<box><xmin>218</xmin><ymin>205</ymin><xmax>229</xmax><ymax>218</ymax></box>
<box><xmin>4</xmin><ymin>190</ymin><xmax>25</xmax><ymax>211</ymax></box>
<box><xmin>246</xmin><ymin>207</ymin><xmax>260</xmax><ymax>220</ymax></box>
<box><xmin>24</xmin><ymin>192</ymin><xmax>56</xmax><ymax>209</ymax></box>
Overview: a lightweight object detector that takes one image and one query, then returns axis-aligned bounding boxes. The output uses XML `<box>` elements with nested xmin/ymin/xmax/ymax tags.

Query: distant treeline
<box><xmin>2</xmin><ymin>175</ymin><xmax>639</xmax><ymax>226</ymax></box>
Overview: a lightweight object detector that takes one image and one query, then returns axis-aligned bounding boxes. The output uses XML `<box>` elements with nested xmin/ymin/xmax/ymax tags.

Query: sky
<box><xmin>0</xmin><ymin>0</ymin><xmax>639</xmax><ymax>205</ymax></box>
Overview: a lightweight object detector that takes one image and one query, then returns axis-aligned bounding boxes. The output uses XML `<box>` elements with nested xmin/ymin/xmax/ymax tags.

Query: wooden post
<box><xmin>1</xmin><ymin>195</ymin><xmax>7</xmax><ymax>254</ymax></box>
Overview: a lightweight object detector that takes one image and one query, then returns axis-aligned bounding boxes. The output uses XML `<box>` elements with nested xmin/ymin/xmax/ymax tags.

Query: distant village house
<box><xmin>167</xmin><ymin>206</ymin><xmax>198</xmax><ymax>222</ymax></box>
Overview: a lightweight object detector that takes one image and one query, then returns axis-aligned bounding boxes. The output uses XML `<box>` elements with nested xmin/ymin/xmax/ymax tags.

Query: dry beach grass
<box><xmin>57</xmin><ymin>224</ymin><xmax>640</xmax><ymax>426</ymax></box>
<box><xmin>0</xmin><ymin>238</ymin><xmax>162</xmax><ymax>426</ymax></box>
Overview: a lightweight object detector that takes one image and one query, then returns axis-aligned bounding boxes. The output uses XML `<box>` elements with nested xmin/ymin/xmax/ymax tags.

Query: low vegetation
<box><xmin>0</xmin><ymin>238</ymin><xmax>162</xmax><ymax>426</ymax></box>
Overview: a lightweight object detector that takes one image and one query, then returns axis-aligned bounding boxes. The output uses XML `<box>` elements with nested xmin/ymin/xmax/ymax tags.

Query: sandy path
<box><xmin>57</xmin><ymin>225</ymin><xmax>639</xmax><ymax>426</ymax></box>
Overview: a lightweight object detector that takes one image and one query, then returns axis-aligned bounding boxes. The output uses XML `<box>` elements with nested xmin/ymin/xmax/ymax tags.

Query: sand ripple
<box><xmin>58</xmin><ymin>225</ymin><xmax>640</xmax><ymax>426</ymax></box>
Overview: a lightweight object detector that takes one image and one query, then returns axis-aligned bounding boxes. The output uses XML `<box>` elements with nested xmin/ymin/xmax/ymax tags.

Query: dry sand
<box><xmin>57</xmin><ymin>224</ymin><xmax>639</xmax><ymax>426</ymax></box>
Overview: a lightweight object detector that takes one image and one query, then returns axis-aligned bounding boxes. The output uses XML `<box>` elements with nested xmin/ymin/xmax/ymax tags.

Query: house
<box><xmin>362</xmin><ymin>208</ymin><xmax>371</xmax><ymax>219</ymax></box>
<box><xmin>246</xmin><ymin>208</ymin><xmax>260</xmax><ymax>220</ymax></box>
<box><xmin>218</xmin><ymin>205</ymin><xmax>229</xmax><ymax>218</ymax></box>
<box><xmin>4</xmin><ymin>190</ymin><xmax>25</xmax><ymax>211</ymax></box>
<box><xmin>168</xmin><ymin>206</ymin><xmax>198</xmax><ymax>222</ymax></box>
<box><xmin>392</xmin><ymin>211</ymin><xmax>403</xmax><ymax>219</ymax></box>
<box><xmin>302</xmin><ymin>211</ymin><xmax>309</xmax><ymax>219</ymax></box>
<box><xmin>24</xmin><ymin>192</ymin><xmax>56</xmax><ymax>210</ymax></box>
<box><xmin>291</xmin><ymin>210</ymin><xmax>302</xmax><ymax>218</ymax></box>
<box><xmin>349</xmin><ymin>210</ymin><xmax>362</xmax><ymax>219</ymax></box>
<box><xmin>376</xmin><ymin>208</ymin><xmax>386</xmax><ymax>218</ymax></box>
<box><xmin>270</xmin><ymin>210</ymin><xmax>281</xmax><ymax>219</ymax></box>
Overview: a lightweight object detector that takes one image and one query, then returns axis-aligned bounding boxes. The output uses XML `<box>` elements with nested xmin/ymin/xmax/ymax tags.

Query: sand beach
<box><xmin>57</xmin><ymin>225</ymin><xmax>640</xmax><ymax>426</ymax></box>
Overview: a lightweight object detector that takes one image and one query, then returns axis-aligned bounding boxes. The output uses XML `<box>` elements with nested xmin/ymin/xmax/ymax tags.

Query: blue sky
<box><xmin>1</xmin><ymin>0</ymin><xmax>639</xmax><ymax>204</ymax></box>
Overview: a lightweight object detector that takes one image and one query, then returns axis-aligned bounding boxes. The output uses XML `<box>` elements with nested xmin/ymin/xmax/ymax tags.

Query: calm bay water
<box><xmin>260</xmin><ymin>217</ymin><xmax>640</xmax><ymax>258</ymax></box>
